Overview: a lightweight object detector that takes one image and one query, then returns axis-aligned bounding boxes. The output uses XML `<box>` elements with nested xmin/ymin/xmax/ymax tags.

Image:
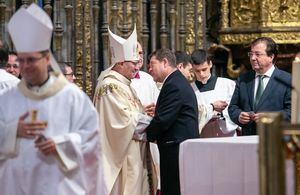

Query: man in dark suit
<box><xmin>228</xmin><ymin>37</ymin><xmax>291</xmax><ymax>135</ymax></box>
<box><xmin>145</xmin><ymin>48</ymin><xmax>199</xmax><ymax>195</ymax></box>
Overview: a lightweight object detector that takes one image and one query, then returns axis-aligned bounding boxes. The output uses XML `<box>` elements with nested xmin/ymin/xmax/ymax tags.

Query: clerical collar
<box><xmin>195</xmin><ymin>75</ymin><xmax>218</xmax><ymax>92</ymax></box>
<box><xmin>18</xmin><ymin>72</ymin><xmax>69</xmax><ymax>100</ymax></box>
<box><xmin>106</xmin><ymin>70</ymin><xmax>131</xmax><ymax>86</ymax></box>
<box><xmin>27</xmin><ymin>74</ymin><xmax>53</xmax><ymax>93</ymax></box>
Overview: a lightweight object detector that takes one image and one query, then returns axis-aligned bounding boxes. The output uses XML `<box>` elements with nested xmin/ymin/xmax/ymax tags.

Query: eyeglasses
<box><xmin>64</xmin><ymin>72</ymin><xmax>74</xmax><ymax>76</ymax></box>
<box><xmin>247</xmin><ymin>52</ymin><xmax>267</xmax><ymax>58</ymax></box>
<box><xmin>18</xmin><ymin>56</ymin><xmax>45</xmax><ymax>65</ymax></box>
<box><xmin>6</xmin><ymin>64</ymin><xmax>19</xmax><ymax>69</ymax></box>
<box><xmin>125</xmin><ymin>61</ymin><xmax>139</xmax><ymax>66</ymax></box>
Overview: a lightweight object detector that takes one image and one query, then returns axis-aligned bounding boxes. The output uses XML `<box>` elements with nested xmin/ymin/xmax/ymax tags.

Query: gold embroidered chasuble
<box><xmin>94</xmin><ymin>70</ymin><xmax>157</xmax><ymax>195</ymax></box>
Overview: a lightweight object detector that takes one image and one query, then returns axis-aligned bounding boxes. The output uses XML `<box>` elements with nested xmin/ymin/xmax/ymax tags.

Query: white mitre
<box><xmin>7</xmin><ymin>3</ymin><xmax>61</xmax><ymax>72</ymax></box>
<box><xmin>108</xmin><ymin>25</ymin><xmax>139</xmax><ymax>65</ymax></box>
<box><xmin>95</xmin><ymin>25</ymin><xmax>139</xmax><ymax>82</ymax></box>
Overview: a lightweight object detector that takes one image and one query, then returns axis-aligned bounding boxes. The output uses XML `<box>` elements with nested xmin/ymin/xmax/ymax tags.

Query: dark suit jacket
<box><xmin>146</xmin><ymin>69</ymin><xmax>199</xmax><ymax>143</ymax></box>
<box><xmin>228</xmin><ymin>68</ymin><xmax>291</xmax><ymax>135</ymax></box>
<box><xmin>146</xmin><ymin>70</ymin><xmax>199</xmax><ymax>195</ymax></box>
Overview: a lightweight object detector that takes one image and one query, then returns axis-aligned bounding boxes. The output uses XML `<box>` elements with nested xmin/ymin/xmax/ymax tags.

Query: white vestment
<box><xmin>131</xmin><ymin>71</ymin><xmax>160</xmax><ymax>106</ymax></box>
<box><xmin>191</xmin><ymin>77</ymin><xmax>238</xmax><ymax>134</ymax></box>
<box><xmin>0</xmin><ymin>72</ymin><xmax>105</xmax><ymax>195</ymax></box>
<box><xmin>131</xmin><ymin>70</ymin><xmax>161</xmax><ymax>189</ymax></box>
<box><xmin>94</xmin><ymin>70</ymin><xmax>157</xmax><ymax>195</ymax></box>
<box><xmin>0</xmin><ymin>69</ymin><xmax>19</xmax><ymax>94</ymax></box>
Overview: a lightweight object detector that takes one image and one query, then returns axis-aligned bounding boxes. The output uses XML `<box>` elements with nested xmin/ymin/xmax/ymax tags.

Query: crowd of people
<box><xmin>0</xmin><ymin>3</ymin><xmax>292</xmax><ymax>195</ymax></box>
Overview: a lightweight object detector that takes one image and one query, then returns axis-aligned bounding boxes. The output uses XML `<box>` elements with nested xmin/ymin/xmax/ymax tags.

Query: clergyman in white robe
<box><xmin>94</xmin><ymin>69</ymin><xmax>157</xmax><ymax>195</ymax></box>
<box><xmin>0</xmin><ymin>69</ymin><xmax>19</xmax><ymax>94</ymax></box>
<box><xmin>191</xmin><ymin>76</ymin><xmax>238</xmax><ymax>135</ymax></box>
<box><xmin>0</xmin><ymin>72</ymin><xmax>105</xmax><ymax>195</ymax></box>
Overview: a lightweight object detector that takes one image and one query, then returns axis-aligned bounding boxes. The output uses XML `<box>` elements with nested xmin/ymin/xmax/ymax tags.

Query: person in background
<box><xmin>131</xmin><ymin>42</ymin><xmax>159</xmax><ymax>112</ymax></box>
<box><xmin>0</xmin><ymin>4</ymin><xmax>104</xmax><ymax>194</ymax></box>
<box><xmin>146</xmin><ymin>48</ymin><xmax>199</xmax><ymax>195</ymax></box>
<box><xmin>5</xmin><ymin>51</ymin><xmax>21</xmax><ymax>79</ymax></box>
<box><xmin>0</xmin><ymin>41</ymin><xmax>20</xmax><ymax>93</ymax></box>
<box><xmin>229</xmin><ymin>37</ymin><xmax>291</xmax><ymax>135</ymax></box>
<box><xmin>174</xmin><ymin>51</ymin><xmax>194</xmax><ymax>82</ymax></box>
<box><xmin>190</xmin><ymin>49</ymin><xmax>238</xmax><ymax>137</ymax></box>
<box><xmin>59</xmin><ymin>62</ymin><xmax>76</xmax><ymax>83</ymax></box>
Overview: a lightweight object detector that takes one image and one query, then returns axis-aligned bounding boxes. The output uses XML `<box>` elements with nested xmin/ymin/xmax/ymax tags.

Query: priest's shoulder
<box><xmin>0</xmin><ymin>85</ymin><xmax>20</xmax><ymax>100</ymax></box>
<box><xmin>216</xmin><ymin>77</ymin><xmax>235</xmax><ymax>84</ymax></box>
<box><xmin>62</xmin><ymin>83</ymin><xmax>92</xmax><ymax>101</ymax></box>
<box><xmin>94</xmin><ymin>76</ymin><xmax>120</xmax><ymax>98</ymax></box>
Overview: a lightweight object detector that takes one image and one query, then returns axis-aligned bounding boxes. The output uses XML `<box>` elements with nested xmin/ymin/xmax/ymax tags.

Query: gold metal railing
<box><xmin>283</xmin><ymin>128</ymin><xmax>300</xmax><ymax>195</ymax></box>
<box><xmin>258</xmin><ymin>112</ymin><xmax>300</xmax><ymax>195</ymax></box>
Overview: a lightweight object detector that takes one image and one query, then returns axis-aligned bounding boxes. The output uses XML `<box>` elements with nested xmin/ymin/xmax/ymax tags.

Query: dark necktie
<box><xmin>254</xmin><ymin>75</ymin><xmax>265</xmax><ymax>109</ymax></box>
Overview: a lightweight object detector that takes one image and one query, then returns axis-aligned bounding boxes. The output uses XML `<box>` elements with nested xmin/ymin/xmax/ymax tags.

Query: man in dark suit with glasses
<box><xmin>229</xmin><ymin>37</ymin><xmax>291</xmax><ymax>135</ymax></box>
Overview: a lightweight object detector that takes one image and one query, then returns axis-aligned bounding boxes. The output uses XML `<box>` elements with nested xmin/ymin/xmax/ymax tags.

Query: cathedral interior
<box><xmin>0</xmin><ymin>0</ymin><xmax>300</xmax><ymax>97</ymax></box>
<box><xmin>2</xmin><ymin>1</ymin><xmax>300</xmax><ymax>193</ymax></box>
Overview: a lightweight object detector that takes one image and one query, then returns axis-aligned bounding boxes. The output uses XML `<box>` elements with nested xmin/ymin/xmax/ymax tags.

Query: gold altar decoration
<box><xmin>0</xmin><ymin>0</ymin><xmax>208</xmax><ymax>96</ymax></box>
<box><xmin>3</xmin><ymin>0</ymin><xmax>299</xmax><ymax>95</ymax></box>
<box><xmin>74</xmin><ymin>0</ymin><xmax>94</xmax><ymax>96</ymax></box>
<box><xmin>220</xmin><ymin>0</ymin><xmax>300</xmax><ymax>45</ymax></box>
<box><xmin>184</xmin><ymin>0</ymin><xmax>204</xmax><ymax>53</ymax></box>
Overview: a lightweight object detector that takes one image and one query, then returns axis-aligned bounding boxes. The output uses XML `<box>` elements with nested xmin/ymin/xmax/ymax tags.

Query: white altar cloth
<box><xmin>179</xmin><ymin>136</ymin><xmax>294</xmax><ymax>195</ymax></box>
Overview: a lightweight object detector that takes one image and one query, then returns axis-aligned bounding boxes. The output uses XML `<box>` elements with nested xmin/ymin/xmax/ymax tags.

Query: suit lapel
<box><xmin>156</xmin><ymin>70</ymin><xmax>177</xmax><ymax>107</ymax></box>
<box><xmin>247</xmin><ymin>71</ymin><xmax>256</xmax><ymax>110</ymax></box>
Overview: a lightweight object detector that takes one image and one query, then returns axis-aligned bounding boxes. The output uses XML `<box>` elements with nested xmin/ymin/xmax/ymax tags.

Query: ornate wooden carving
<box><xmin>73</xmin><ymin>0</ymin><xmax>94</xmax><ymax>97</ymax></box>
<box><xmin>100</xmin><ymin>0</ymin><xmax>109</xmax><ymax>70</ymax></box>
<box><xmin>53</xmin><ymin>0</ymin><xmax>63</xmax><ymax>62</ymax></box>
<box><xmin>150</xmin><ymin>0</ymin><xmax>158</xmax><ymax>52</ymax></box>
<box><xmin>169</xmin><ymin>0</ymin><xmax>176</xmax><ymax>51</ymax></box>
<box><xmin>178</xmin><ymin>0</ymin><xmax>186</xmax><ymax>51</ymax></box>
<box><xmin>4</xmin><ymin>0</ymin><xmax>299</xmax><ymax>95</ymax></box>
<box><xmin>43</xmin><ymin>0</ymin><xmax>52</xmax><ymax>17</ymax></box>
<box><xmin>93</xmin><ymin>0</ymin><xmax>100</xmax><ymax>87</ymax></box>
<box><xmin>64</xmin><ymin>0</ymin><xmax>73</xmax><ymax>65</ymax></box>
<box><xmin>220</xmin><ymin>0</ymin><xmax>300</xmax><ymax>44</ymax></box>
<box><xmin>185</xmin><ymin>0</ymin><xmax>204</xmax><ymax>53</ymax></box>
<box><xmin>141</xmin><ymin>0</ymin><xmax>149</xmax><ymax>70</ymax></box>
<box><xmin>160</xmin><ymin>0</ymin><xmax>168</xmax><ymax>48</ymax></box>
<box><xmin>0</xmin><ymin>0</ymin><xmax>6</xmax><ymax>40</ymax></box>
